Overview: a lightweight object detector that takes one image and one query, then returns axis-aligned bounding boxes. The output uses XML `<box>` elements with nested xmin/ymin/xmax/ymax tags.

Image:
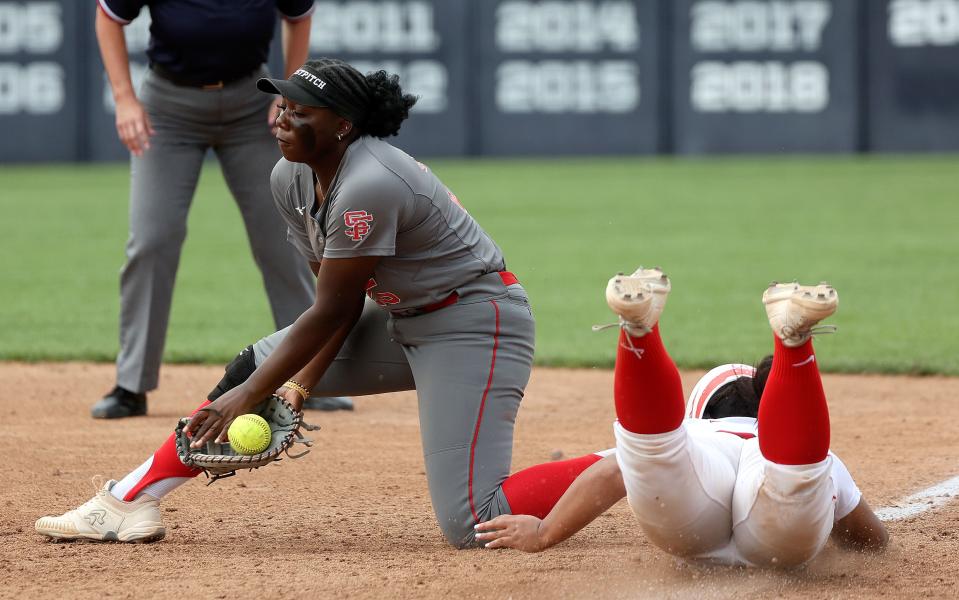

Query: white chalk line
<box><xmin>875</xmin><ymin>474</ymin><xmax>959</xmax><ymax>522</ymax></box>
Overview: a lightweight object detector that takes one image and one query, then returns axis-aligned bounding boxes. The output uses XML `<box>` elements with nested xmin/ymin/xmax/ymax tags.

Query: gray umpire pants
<box><xmin>252</xmin><ymin>273</ymin><xmax>536</xmax><ymax>548</ymax></box>
<box><xmin>117</xmin><ymin>67</ymin><xmax>315</xmax><ymax>393</ymax></box>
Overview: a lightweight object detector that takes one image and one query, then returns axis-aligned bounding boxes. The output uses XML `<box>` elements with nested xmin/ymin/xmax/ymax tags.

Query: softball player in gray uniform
<box><xmin>248</xmin><ymin>137</ymin><xmax>537</xmax><ymax>545</ymax></box>
<box><xmin>37</xmin><ymin>59</ymin><xmax>596</xmax><ymax>548</ymax></box>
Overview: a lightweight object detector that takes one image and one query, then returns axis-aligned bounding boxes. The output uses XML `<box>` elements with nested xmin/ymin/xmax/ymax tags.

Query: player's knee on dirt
<box><xmin>207</xmin><ymin>345</ymin><xmax>256</xmax><ymax>401</ymax></box>
<box><xmin>432</xmin><ymin>491</ymin><xmax>511</xmax><ymax>549</ymax></box>
<box><xmin>434</xmin><ymin>509</ymin><xmax>480</xmax><ymax>549</ymax></box>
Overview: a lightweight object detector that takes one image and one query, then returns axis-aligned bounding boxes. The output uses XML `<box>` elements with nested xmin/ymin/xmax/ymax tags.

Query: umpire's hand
<box><xmin>114</xmin><ymin>94</ymin><xmax>155</xmax><ymax>156</ymax></box>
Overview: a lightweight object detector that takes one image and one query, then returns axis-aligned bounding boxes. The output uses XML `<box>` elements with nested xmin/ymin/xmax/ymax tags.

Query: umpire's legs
<box><xmin>116</xmin><ymin>73</ymin><xmax>207</xmax><ymax>393</ymax></box>
<box><xmin>213</xmin><ymin>69</ymin><xmax>314</xmax><ymax>330</ymax></box>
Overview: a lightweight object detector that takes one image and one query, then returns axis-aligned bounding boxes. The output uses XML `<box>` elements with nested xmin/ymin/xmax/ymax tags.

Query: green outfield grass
<box><xmin>1</xmin><ymin>156</ymin><xmax>956</xmax><ymax>375</ymax></box>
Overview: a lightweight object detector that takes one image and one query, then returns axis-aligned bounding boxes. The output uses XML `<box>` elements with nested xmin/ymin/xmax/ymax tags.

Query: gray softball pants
<box><xmin>116</xmin><ymin>67</ymin><xmax>315</xmax><ymax>393</ymax></box>
<box><xmin>252</xmin><ymin>273</ymin><xmax>535</xmax><ymax>548</ymax></box>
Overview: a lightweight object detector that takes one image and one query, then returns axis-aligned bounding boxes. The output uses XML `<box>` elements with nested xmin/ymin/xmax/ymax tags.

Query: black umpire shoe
<box><xmin>91</xmin><ymin>386</ymin><xmax>147</xmax><ymax>419</ymax></box>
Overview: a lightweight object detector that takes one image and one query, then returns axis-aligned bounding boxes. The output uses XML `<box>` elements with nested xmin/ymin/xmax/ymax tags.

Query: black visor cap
<box><xmin>256</xmin><ymin>77</ymin><xmax>330</xmax><ymax>108</ymax></box>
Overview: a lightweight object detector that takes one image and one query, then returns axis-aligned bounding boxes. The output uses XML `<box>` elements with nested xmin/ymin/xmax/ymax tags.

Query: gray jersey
<box><xmin>270</xmin><ymin>137</ymin><xmax>506</xmax><ymax>311</ymax></box>
<box><xmin>267</xmin><ymin>138</ymin><xmax>533</xmax><ymax>549</ymax></box>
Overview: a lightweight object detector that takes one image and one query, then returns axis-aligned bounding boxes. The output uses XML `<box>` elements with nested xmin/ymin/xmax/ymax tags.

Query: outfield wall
<box><xmin>1</xmin><ymin>0</ymin><xmax>958</xmax><ymax>161</ymax></box>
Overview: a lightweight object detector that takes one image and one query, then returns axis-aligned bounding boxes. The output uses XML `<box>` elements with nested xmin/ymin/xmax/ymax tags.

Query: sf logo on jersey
<box><xmin>344</xmin><ymin>210</ymin><xmax>373</xmax><ymax>241</ymax></box>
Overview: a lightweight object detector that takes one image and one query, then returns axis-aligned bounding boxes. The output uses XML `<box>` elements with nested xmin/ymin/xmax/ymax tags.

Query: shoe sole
<box><xmin>763</xmin><ymin>282</ymin><xmax>838</xmax><ymax>346</ymax></box>
<box><xmin>38</xmin><ymin>527</ymin><xmax>166</xmax><ymax>544</ymax></box>
<box><xmin>606</xmin><ymin>275</ymin><xmax>654</xmax><ymax>323</ymax></box>
<box><xmin>36</xmin><ymin>519</ymin><xmax>165</xmax><ymax>543</ymax></box>
<box><xmin>91</xmin><ymin>413</ymin><xmax>148</xmax><ymax>419</ymax></box>
<box><xmin>629</xmin><ymin>266</ymin><xmax>671</xmax><ymax>290</ymax></box>
<box><xmin>606</xmin><ymin>267</ymin><xmax>671</xmax><ymax>326</ymax></box>
<box><xmin>90</xmin><ymin>408</ymin><xmax>148</xmax><ymax>419</ymax></box>
<box><xmin>763</xmin><ymin>282</ymin><xmax>838</xmax><ymax>319</ymax></box>
<box><xmin>630</xmin><ymin>267</ymin><xmax>671</xmax><ymax>312</ymax></box>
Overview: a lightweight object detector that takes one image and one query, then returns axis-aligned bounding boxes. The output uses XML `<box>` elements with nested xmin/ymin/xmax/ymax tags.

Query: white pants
<box><xmin>614</xmin><ymin>421</ymin><xmax>837</xmax><ymax>568</ymax></box>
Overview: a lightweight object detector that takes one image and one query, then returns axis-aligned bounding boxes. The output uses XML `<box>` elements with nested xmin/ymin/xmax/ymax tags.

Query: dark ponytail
<box><xmin>362</xmin><ymin>70</ymin><xmax>417</xmax><ymax>138</ymax></box>
<box><xmin>701</xmin><ymin>355</ymin><xmax>773</xmax><ymax>419</ymax></box>
<box><xmin>298</xmin><ymin>58</ymin><xmax>417</xmax><ymax>138</ymax></box>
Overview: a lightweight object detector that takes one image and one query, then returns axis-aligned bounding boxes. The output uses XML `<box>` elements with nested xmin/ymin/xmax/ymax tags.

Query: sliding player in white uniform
<box><xmin>476</xmin><ymin>267</ymin><xmax>888</xmax><ymax>567</ymax></box>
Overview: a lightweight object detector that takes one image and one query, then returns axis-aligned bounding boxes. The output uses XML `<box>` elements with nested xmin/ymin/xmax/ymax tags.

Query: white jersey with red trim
<box><xmin>616</xmin><ymin>416</ymin><xmax>865</xmax><ymax>567</ymax></box>
<box><xmin>685</xmin><ymin>417</ymin><xmax>862</xmax><ymax>522</ymax></box>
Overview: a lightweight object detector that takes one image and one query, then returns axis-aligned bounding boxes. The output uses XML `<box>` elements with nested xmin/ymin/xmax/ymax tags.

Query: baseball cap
<box><xmin>257</xmin><ymin>63</ymin><xmax>368</xmax><ymax>122</ymax></box>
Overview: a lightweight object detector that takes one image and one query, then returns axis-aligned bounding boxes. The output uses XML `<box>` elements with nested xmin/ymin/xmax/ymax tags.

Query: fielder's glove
<box><xmin>174</xmin><ymin>394</ymin><xmax>319</xmax><ymax>484</ymax></box>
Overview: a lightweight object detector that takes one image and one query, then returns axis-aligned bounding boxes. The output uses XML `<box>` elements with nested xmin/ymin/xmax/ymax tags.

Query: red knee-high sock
<box><xmin>121</xmin><ymin>401</ymin><xmax>210</xmax><ymax>501</ymax></box>
<box><xmin>614</xmin><ymin>325</ymin><xmax>685</xmax><ymax>434</ymax></box>
<box><xmin>758</xmin><ymin>337</ymin><xmax>830</xmax><ymax>465</ymax></box>
<box><xmin>501</xmin><ymin>453</ymin><xmax>604</xmax><ymax>518</ymax></box>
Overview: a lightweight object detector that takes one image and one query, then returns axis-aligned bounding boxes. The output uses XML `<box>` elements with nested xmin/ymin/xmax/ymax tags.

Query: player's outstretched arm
<box><xmin>186</xmin><ymin>256</ymin><xmax>379</xmax><ymax>446</ymax></box>
<box><xmin>475</xmin><ymin>454</ymin><xmax>626</xmax><ymax>552</ymax></box>
<box><xmin>831</xmin><ymin>498</ymin><xmax>889</xmax><ymax>551</ymax></box>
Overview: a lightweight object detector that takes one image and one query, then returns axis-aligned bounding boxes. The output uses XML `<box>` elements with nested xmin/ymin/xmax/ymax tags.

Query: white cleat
<box><xmin>604</xmin><ymin>266</ymin><xmax>671</xmax><ymax>337</ymax></box>
<box><xmin>35</xmin><ymin>479</ymin><xmax>165</xmax><ymax>543</ymax></box>
<box><xmin>762</xmin><ymin>281</ymin><xmax>838</xmax><ymax>347</ymax></box>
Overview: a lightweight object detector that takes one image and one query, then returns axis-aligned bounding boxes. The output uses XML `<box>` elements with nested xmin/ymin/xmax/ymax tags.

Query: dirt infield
<box><xmin>3</xmin><ymin>362</ymin><xmax>958</xmax><ymax>599</ymax></box>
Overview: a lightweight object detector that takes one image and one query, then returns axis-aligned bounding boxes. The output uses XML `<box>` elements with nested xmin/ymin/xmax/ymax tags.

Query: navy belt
<box><xmin>150</xmin><ymin>63</ymin><xmax>253</xmax><ymax>90</ymax></box>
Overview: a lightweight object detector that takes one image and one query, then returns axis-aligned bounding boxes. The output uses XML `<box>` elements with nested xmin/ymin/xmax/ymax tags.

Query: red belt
<box><xmin>400</xmin><ymin>271</ymin><xmax>519</xmax><ymax>318</ymax></box>
<box><xmin>417</xmin><ymin>291</ymin><xmax>461</xmax><ymax>314</ymax></box>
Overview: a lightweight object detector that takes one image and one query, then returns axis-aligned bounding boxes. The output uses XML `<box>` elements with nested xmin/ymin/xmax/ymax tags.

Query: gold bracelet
<box><xmin>283</xmin><ymin>379</ymin><xmax>310</xmax><ymax>402</ymax></box>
